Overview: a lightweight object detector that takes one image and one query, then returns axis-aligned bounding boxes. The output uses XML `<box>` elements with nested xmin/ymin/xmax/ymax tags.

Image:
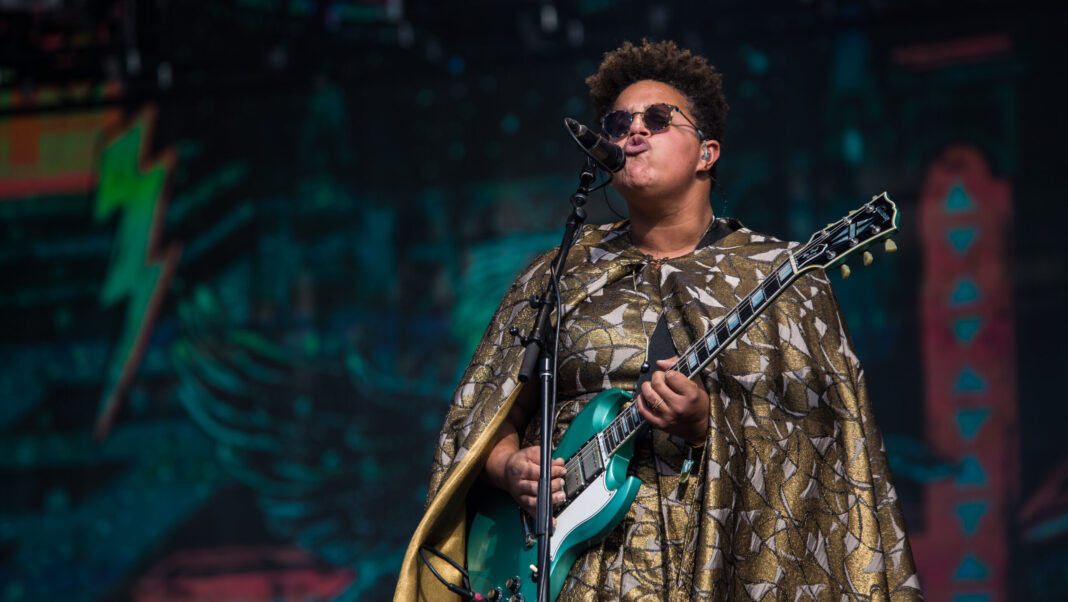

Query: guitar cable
<box><xmin>418</xmin><ymin>544</ymin><xmax>485</xmax><ymax>600</ymax></box>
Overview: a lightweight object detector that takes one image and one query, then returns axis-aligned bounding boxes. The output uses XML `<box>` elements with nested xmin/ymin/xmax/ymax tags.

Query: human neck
<box><xmin>628</xmin><ymin>199</ymin><xmax>716</xmax><ymax>260</ymax></box>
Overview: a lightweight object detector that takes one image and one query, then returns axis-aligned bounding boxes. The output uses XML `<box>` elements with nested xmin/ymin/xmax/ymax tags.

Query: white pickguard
<box><xmin>549</xmin><ymin>473</ymin><xmax>615</xmax><ymax>561</ymax></box>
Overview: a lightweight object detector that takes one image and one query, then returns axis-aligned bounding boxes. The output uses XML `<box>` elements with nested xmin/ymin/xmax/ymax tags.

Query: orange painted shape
<box><xmin>7</xmin><ymin>115</ymin><xmax>41</xmax><ymax>166</ymax></box>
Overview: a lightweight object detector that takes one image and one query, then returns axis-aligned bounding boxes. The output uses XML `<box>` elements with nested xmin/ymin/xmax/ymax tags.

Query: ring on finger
<box><xmin>647</xmin><ymin>395</ymin><xmax>662</xmax><ymax>410</ymax></box>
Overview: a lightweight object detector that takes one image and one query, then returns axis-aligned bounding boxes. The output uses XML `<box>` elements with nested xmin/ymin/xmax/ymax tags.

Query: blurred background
<box><xmin>2</xmin><ymin>0</ymin><xmax>1066</xmax><ymax>600</ymax></box>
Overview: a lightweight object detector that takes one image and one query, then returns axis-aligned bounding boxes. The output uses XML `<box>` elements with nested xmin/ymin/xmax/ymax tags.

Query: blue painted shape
<box><xmin>945</xmin><ymin>183</ymin><xmax>974</xmax><ymax>213</ymax></box>
<box><xmin>955</xmin><ymin>407</ymin><xmax>991</xmax><ymax>441</ymax></box>
<box><xmin>947</xmin><ymin>226</ymin><xmax>978</xmax><ymax>254</ymax></box>
<box><xmin>957</xmin><ymin>455</ymin><xmax>988</xmax><ymax>487</ymax></box>
<box><xmin>955</xmin><ymin>500</ymin><xmax>989</xmax><ymax>535</ymax></box>
<box><xmin>952</xmin><ymin>316</ymin><xmax>982</xmax><ymax>345</ymax></box>
<box><xmin>950</xmin><ymin>277</ymin><xmax>981</xmax><ymax>306</ymax></box>
<box><xmin>954</xmin><ymin>366</ymin><xmax>987</xmax><ymax>394</ymax></box>
<box><xmin>953</xmin><ymin>553</ymin><xmax>989</xmax><ymax>580</ymax></box>
<box><xmin>953</xmin><ymin>594</ymin><xmax>991</xmax><ymax>602</ymax></box>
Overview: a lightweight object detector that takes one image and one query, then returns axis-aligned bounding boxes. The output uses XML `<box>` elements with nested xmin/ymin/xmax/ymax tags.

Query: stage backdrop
<box><xmin>2</xmin><ymin>2</ymin><xmax>1066</xmax><ymax>600</ymax></box>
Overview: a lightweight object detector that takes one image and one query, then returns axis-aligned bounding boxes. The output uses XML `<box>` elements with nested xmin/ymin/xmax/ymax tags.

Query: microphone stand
<box><xmin>518</xmin><ymin>157</ymin><xmax>596</xmax><ymax>602</ymax></box>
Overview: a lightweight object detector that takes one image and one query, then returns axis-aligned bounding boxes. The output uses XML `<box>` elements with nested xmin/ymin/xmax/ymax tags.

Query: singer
<box><xmin>396</xmin><ymin>40</ymin><xmax>921</xmax><ymax>601</ymax></box>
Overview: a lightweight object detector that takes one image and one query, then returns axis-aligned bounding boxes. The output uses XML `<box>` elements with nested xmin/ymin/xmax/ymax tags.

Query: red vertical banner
<box><xmin>910</xmin><ymin>144</ymin><xmax>1017</xmax><ymax>601</ymax></box>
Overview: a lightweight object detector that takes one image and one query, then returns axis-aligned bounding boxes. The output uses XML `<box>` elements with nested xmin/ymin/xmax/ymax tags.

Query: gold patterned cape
<box><xmin>394</xmin><ymin>219</ymin><xmax>922</xmax><ymax>601</ymax></box>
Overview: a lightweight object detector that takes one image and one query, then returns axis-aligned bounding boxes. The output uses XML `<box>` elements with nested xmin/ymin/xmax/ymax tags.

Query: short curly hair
<box><xmin>586</xmin><ymin>39</ymin><xmax>728</xmax><ymax>143</ymax></box>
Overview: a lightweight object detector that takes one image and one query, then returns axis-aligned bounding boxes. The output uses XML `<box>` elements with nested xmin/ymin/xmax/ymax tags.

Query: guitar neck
<box><xmin>600</xmin><ymin>249</ymin><xmax>805</xmax><ymax>457</ymax></box>
<box><xmin>562</xmin><ymin>194</ymin><xmax>896</xmax><ymax>506</ymax></box>
<box><xmin>599</xmin><ymin>191</ymin><xmax>900</xmax><ymax>456</ymax></box>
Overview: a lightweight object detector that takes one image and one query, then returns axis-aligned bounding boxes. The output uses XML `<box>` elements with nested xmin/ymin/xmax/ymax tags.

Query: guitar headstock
<box><xmin>793</xmin><ymin>192</ymin><xmax>899</xmax><ymax>277</ymax></box>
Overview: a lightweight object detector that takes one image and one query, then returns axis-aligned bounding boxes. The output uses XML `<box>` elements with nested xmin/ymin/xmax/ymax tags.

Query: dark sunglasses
<box><xmin>601</xmin><ymin>103</ymin><xmax>705</xmax><ymax>139</ymax></box>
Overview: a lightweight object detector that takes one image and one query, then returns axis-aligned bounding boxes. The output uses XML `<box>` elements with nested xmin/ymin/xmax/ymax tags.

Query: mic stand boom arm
<box><xmin>517</xmin><ymin>158</ymin><xmax>596</xmax><ymax>602</ymax></box>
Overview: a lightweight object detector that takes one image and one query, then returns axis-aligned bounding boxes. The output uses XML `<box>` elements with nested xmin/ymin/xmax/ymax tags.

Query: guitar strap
<box><xmin>635</xmin><ymin>217</ymin><xmax>738</xmax><ymax>391</ymax></box>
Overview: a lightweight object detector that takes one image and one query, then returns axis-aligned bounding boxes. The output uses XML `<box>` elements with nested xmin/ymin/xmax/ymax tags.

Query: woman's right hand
<box><xmin>500</xmin><ymin>446</ymin><xmax>567</xmax><ymax>517</ymax></box>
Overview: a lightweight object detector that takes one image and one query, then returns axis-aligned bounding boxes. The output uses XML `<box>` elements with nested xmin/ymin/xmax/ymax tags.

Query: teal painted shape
<box><xmin>955</xmin><ymin>500</ymin><xmax>989</xmax><ymax>535</ymax></box>
<box><xmin>952</xmin><ymin>316</ymin><xmax>983</xmax><ymax>345</ymax></box>
<box><xmin>842</xmin><ymin>128</ymin><xmax>864</xmax><ymax>165</ymax></box>
<box><xmin>954</xmin><ymin>366</ymin><xmax>987</xmax><ymax>394</ymax></box>
<box><xmin>955</xmin><ymin>407</ymin><xmax>991</xmax><ymax>441</ymax></box>
<box><xmin>945</xmin><ymin>183</ymin><xmax>975</xmax><ymax>213</ymax></box>
<box><xmin>947</xmin><ymin>226</ymin><xmax>978</xmax><ymax>254</ymax></box>
<box><xmin>953</xmin><ymin>553</ymin><xmax>989</xmax><ymax>580</ymax></box>
<box><xmin>950</xmin><ymin>277</ymin><xmax>981</xmax><ymax>306</ymax></box>
<box><xmin>957</xmin><ymin>455</ymin><xmax>988</xmax><ymax>487</ymax></box>
<box><xmin>953</xmin><ymin>594</ymin><xmax>991</xmax><ymax>602</ymax></box>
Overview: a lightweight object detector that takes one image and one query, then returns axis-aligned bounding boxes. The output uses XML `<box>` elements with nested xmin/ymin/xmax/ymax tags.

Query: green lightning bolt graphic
<box><xmin>93</xmin><ymin>107</ymin><xmax>181</xmax><ymax>439</ymax></box>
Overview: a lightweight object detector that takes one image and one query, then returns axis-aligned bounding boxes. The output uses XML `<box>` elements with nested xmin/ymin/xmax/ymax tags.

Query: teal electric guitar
<box><xmin>466</xmin><ymin>193</ymin><xmax>900</xmax><ymax>601</ymax></box>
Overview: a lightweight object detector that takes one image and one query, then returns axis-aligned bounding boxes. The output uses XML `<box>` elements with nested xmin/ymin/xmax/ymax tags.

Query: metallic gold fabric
<box><xmin>395</xmin><ymin>219</ymin><xmax>922</xmax><ymax>601</ymax></box>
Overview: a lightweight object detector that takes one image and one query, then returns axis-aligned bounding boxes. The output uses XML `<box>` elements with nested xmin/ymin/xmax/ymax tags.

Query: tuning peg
<box><xmin>884</xmin><ymin>239</ymin><xmax>897</xmax><ymax>253</ymax></box>
<box><xmin>840</xmin><ymin>264</ymin><xmax>851</xmax><ymax>279</ymax></box>
<box><xmin>863</xmin><ymin>251</ymin><xmax>874</xmax><ymax>266</ymax></box>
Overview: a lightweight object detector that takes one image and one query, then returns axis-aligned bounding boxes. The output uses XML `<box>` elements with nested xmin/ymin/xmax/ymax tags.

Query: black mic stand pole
<box><xmin>517</xmin><ymin>157</ymin><xmax>595</xmax><ymax>602</ymax></box>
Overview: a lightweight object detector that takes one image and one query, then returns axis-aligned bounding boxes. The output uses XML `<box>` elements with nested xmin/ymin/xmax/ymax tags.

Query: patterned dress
<box><xmin>394</xmin><ymin>219</ymin><xmax>922</xmax><ymax>602</ymax></box>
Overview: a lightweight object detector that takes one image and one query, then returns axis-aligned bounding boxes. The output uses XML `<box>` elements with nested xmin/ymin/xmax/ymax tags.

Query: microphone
<box><xmin>564</xmin><ymin>118</ymin><xmax>625</xmax><ymax>173</ymax></box>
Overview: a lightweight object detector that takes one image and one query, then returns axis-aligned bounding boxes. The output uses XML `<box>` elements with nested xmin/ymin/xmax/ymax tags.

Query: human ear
<box><xmin>698</xmin><ymin>140</ymin><xmax>720</xmax><ymax>170</ymax></box>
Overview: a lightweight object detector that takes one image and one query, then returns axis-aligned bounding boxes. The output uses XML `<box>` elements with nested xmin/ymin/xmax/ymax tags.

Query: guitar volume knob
<box><xmin>506</xmin><ymin>576</ymin><xmax>521</xmax><ymax>592</ymax></box>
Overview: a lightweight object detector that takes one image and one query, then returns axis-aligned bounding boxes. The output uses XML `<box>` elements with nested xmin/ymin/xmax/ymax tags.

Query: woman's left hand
<box><xmin>636</xmin><ymin>357</ymin><xmax>709</xmax><ymax>444</ymax></box>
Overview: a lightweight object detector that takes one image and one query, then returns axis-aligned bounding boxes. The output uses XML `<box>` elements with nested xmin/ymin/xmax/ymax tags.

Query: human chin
<box><xmin>623</xmin><ymin>160</ymin><xmax>659</xmax><ymax>186</ymax></box>
<box><xmin>612</xmin><ymin>170</ymin><xmax>655</xmax><ymax>198</ymax></box>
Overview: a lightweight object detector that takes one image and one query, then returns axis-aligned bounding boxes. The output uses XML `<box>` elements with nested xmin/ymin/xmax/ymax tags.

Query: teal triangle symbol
<box><xmin>956</xmin><ymin>407</ymin><xmax>991</xmax><ymax>441</ymax></box>
<box><xmin>952</xmin><ymin>316</ymin><xmax>982</xmax><ymax>345</ymax></box>
<box><xmin>957</xmin><ymin>454</ymin><xmax>988</xmax><ymax>487</ymax></box>
<box><xmin>945</xmin><ymin>183</ymin><xmax>975</xmax><ymax>213</ymax></box>
<box><xmin>947</xmin><ymin>227</ymin><xmax>978</xmax><ymax>254</ymax></box>
<box><xmin>953</xmin><ymin>553</ymin><xmax>989</xmax><ymax>580</ymax></box>
<box><xmin>950</xmin><ymin>277</ymin><xmax>981</xmax><ymax>306</ymax></box>
<box><xmin>954</xmin><ymin>366</ymin><xmax>987</xmax><ymax>393</ymax></box>
<box><xmin>955</xmin><ymin>500</ymin><xmax>989</xmax><ymax>536</ymax></box>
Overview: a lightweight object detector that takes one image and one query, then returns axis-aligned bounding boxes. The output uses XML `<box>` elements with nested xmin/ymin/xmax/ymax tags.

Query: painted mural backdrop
<box><xmin>3</xmin><ymin>2</ymin><xmax>1066</xmax><ymax>601</ymax></box>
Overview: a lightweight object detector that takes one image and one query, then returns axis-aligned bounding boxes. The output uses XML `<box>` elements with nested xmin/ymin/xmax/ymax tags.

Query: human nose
<box><xmin>627</xmin><ymin>110</ymin><xmax>651</xmax><ymax>135</ymax></box>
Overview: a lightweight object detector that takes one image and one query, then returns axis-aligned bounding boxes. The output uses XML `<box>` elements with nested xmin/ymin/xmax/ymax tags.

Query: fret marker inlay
<box><xmin>705</xmin><ymin>333</ymin><xmax>717</xmax><ymax>351</ymax></box>
<box><xmin>751</xmin><ymin>289</ymin><xmax>765</xmax><ymax>308</ymax></box>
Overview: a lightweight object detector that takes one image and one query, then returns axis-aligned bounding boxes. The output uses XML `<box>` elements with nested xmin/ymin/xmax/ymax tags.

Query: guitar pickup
<box><xmin>579</xmin><ymin>448</ymin><xmax>604</xmax><ymax>482</ymax></box>
<box><xmin>564</xmin><ymin>468</ymin><xmax>584</xmax><ymax>498</ymax></box>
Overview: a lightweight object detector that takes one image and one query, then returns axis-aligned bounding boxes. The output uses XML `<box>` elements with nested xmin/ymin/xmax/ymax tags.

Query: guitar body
<box><xmin>467</xmin><ymin>388</ymin><xmax>640</xmax><ymax>600</ymax></box>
